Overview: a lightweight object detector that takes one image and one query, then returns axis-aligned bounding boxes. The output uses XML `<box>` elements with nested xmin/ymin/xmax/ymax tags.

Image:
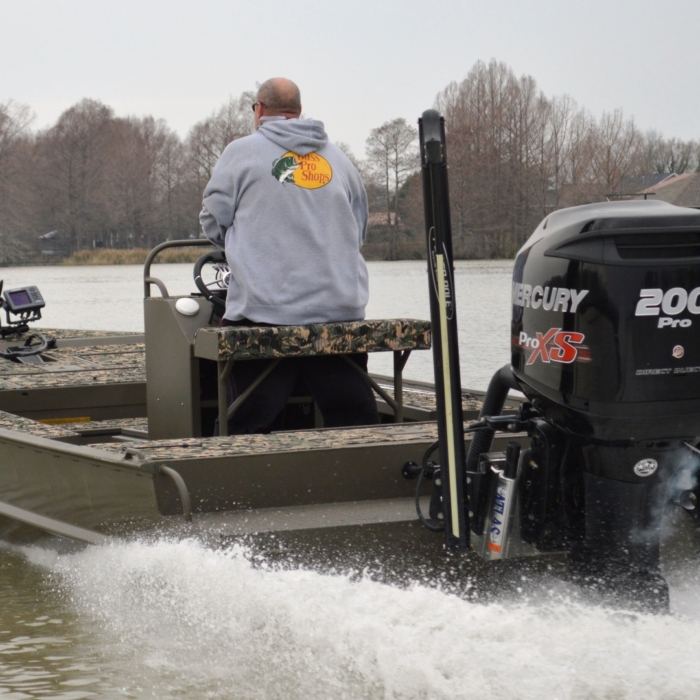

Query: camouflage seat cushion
<box><xmin>194</xmin><ymin>319</ymin><xmax>431</xmax><ymax>361</ymax></box>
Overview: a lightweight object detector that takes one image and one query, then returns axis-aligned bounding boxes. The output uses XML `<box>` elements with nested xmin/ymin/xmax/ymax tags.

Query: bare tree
<box><xmin>0</xmin><ymin>101</ymin><xmax>34</xmax><ymax>262</ymax></box>
<box><xmin>365</xmin><ymin>118</ymin><xmax>419</xmax><ymax>259</ymax></box>
<box><xmin>2</xmin><ymin>62</ymin><xmax>698</xmax><ymax>264</ymax></box>
<box><xmin>642</xmin><ymin>132</ymin><xmax>698</xmax><ymax>174</ymax></box>
<box><xmin>434</xmin><ymin>60</ymin><xmax>659</xmax><ymax>256</ymax></box>
<box><xmin>103</xmin><ymin>116</ymin><xmax>187</xmax><ymax>249</ymax></box>
<box><xmin>33</xmin><ymin>99</ymin><xmax>115</xmax><ymax>253</ymax></box>
<box><xmin>586</xmin><ymin>110</ymin><xmax>644</xmax><ymax>196</ymax></box>
<box><xmin>157</xmin><ymin>129</ymin><xmax>194</xmax><ymax>239</ymax></box>
<box><xmin>436</xmin><ymin>60</ymin><xmax>547</xmax><ymax>257</ymax></box>
<box><xmin>0</xmin><ymin>101</ymin><xmax>33</xmax><ymax>179</ymax></box>
<box><xmin>186</xmin><ymin>92</ymin><xmax>255</xmax><ymax>188</ymax></box>
<box><xmin>335</xmin><ymin>141</ymin><xmax>368</xmax><ymax>178</ymax></box>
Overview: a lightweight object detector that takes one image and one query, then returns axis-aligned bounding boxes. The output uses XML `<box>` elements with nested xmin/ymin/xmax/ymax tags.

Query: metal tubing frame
<box><xmin>216</xmin><ymin>349</ymin><xmax>409</xmax><ymax>436</ymax></box>
<box><xmin>341</xmin><ymin>352</ymin><xmax>409</xmax><ymax>423</ymax></box>
<box><xmin>143</xmin><ymin>239</ymin><xmax>215</xmax><ymax>299</ymax></box>
<box><xmin>0</xmin><ymin>499</ymin><xmax>112</xmax><ymax>545</ymax></box>
<box><xmin>217</xmin><ymin>359</ymin><xmax>233</xmax><ymax>437</ymax></box>
<box><xmin>159</xmin><ymin>465</ymin><xmax>192</xmax><ymax>522</ymax></box>
<box><xmin>393</xmin><ymin>350</ymin><xmax>411</xmax><ymax>423</ymax></box>
<box><xmin>144</xmin><ymin>277</ymin><xmax>170</xmax><ymax>299</ymax></box>
<box><xmin>216</xmin><ymin>358</ymin><xmax>281</xmax><ymax>437</ymax></box>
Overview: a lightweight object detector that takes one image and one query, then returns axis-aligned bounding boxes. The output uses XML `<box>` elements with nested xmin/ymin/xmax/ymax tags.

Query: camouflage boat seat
<box><xmin>193</xmin><ymin>319</ymin><xmax>432</xmax><ymax>436</ymax></box>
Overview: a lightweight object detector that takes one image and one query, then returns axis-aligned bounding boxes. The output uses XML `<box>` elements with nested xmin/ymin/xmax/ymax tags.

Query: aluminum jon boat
<box><xmin>0</xmin><ymin>240</ymin><xmax>521</xmax><ymax>568</ymax></box>
<box><xmin>8</xmin><ymin>111</ymin><xmax>694</xmax><ymax>612</ymax></box>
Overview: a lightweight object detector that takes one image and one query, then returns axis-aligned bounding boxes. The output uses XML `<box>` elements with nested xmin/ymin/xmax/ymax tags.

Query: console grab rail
<box><xmin>143</xmin><ymin>239</ymin><xmax>215</xmax><ymax>299</ymax></box>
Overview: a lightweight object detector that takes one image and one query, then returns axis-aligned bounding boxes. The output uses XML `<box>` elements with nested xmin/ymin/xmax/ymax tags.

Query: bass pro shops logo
<box><xmin>516</xmin><ymin>329</ymin><xmax>590</xmax><ymax>366</ymax></box>
<box><xmin>271</xmin><ymin>151</ymin><xmax>333</xmax><ymax>189</ymax></box>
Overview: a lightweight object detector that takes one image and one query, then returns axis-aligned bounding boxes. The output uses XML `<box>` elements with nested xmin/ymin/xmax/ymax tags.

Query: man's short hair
<box><xmin>257</xmin><ymin>78</ymin><xmax>301</xmax><ymax>115</ymax></box>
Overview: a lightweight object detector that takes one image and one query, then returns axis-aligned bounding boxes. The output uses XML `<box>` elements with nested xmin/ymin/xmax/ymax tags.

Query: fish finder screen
<box><xmin>3</xmin><ymin>286</ymin><xmax>45</xmax><ymax>314</ymax></box>
<box><xmin>8</xmin><ymin>290</ymin><xmax>31</xmax><ymax>307</ymax></box>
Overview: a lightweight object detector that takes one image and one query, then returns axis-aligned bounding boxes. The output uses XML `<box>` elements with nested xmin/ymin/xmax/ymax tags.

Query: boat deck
<box><xmin>0</xmin><ymin>328</ymin><xmax>524</xmax><ymax>546</ymax></box>
<box><xmin>98</xmin><ymin>421</ymin><xmax>445</xmax><ymax>459</ymax></box>
<box><xmin>0</xmin><ymin>328</ymin><xmax>511</xmax><ymax>427</ymax></box>
<box><xmin>0</xmin><ymin>330</ymin><xmax>145</xmax><ymax>391</ymax></box>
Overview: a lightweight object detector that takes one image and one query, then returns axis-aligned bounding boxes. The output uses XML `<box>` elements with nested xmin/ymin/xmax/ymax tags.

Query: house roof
<box><xmin>638</xmin><ymin>173</ymin><xmax>700</xmax><ymax>208</ymax></box>
<box><xmin>621</xmin><ymin>173</ymin><xmax>677</xmax><ymax>192</ymax></box>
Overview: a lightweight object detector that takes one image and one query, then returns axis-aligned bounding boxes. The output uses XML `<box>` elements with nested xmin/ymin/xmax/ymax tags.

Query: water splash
<box><xmin>21</xmin><ymin>539</ymin><xmax>700</xmax><ymax>700</ymax></box>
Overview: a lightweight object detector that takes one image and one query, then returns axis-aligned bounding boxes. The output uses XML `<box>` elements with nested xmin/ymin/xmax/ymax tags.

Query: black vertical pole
<box><xmin>419</xmin><ymin>109</ymin><xmax>469</xmax><ymax>550</ymax></box>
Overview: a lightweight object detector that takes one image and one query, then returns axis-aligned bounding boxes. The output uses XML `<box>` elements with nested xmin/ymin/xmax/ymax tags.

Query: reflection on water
<box><xmin>0</xmin><ymin>262</ymin><xmax>699</xmax><ymax>697</ymax></box>
<box><xmin>0</xmin><ymin>544</ymin><xmax>114</xmax><ymax>698</ymax></box>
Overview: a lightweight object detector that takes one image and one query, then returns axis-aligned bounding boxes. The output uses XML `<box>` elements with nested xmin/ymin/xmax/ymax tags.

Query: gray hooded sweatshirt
<box><xmin>200</xmin><ymin>117</ymin><xmax>369</xmax><ymax>325</ymax></box>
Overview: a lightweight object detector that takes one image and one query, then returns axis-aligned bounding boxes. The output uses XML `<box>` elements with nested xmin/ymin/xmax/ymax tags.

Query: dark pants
<box><xmin>217</xmin><ymin>319</ymin><xmax>380</xmax><ymax>435</ymax></box>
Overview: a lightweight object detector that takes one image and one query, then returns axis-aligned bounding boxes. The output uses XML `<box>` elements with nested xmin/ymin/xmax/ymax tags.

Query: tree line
<box><xmin>1</xmin><ymin>60</ymin><xmax>698</xmax><ymax>264</ymax></box>
<box><xmin>0</xmin><ymin>92</ymin><xmax>257</xmax><ymax>264</ymax></box>
<box><xmin>430</xmin><ymin>60</ymin><xmax>700</xmax><ymax>258</ymax></box>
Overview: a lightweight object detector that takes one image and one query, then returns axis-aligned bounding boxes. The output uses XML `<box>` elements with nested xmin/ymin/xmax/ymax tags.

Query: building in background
<box><xmin>638</xmin><ymin>173</ymin><xmax>700</xmax><ymax>208</ymax></box>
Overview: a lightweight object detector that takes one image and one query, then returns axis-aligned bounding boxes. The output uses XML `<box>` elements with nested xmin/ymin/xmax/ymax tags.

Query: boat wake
<box><xmin>20</xmin><ymin>538</ymin><xmax>700</xmax><ymax>699</ymax></box>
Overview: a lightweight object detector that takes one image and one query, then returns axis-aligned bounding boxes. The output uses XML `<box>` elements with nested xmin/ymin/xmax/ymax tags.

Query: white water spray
<box><xmin>21</xmin><ymin>539</ymin><xmax>700</xmax><ymax>700</ymax></box>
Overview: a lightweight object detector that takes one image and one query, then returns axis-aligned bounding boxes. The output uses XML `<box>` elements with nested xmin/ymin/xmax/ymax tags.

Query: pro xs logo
<box><xmin>271</xmin><ymin>151</ymin><xmax>333</xmax><ymax>189</ymax></box>
<box><xmin>516</xmin><ymin>329</ymin><xmax>589</xmax><ymax>365</ymax></box>
<box><xmin>635</xmin><ymin>287</ymin><xmax>700</xmax><ymax>329</ymax></box>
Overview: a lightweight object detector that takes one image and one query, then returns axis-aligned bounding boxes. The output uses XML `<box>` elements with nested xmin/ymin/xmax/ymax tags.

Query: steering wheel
<box><xmin>0</xmin><ymin>332</ymin><xmax>49</xmax><ymax>360</ymax></box>
<box><xmin>193</xmin><ymin>250</ymin><xmax>229</xmax><ymax>316</ymax></box>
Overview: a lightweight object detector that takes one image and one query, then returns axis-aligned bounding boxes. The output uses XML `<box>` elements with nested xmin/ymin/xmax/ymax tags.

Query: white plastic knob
<box><xmin>175</xmin><ymin>298</ymin><xmax>200</xmax><ymax>316</ymax></box>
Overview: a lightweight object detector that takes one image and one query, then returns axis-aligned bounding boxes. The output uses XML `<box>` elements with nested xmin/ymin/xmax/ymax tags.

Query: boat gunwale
<box><xmin>0</xmin><ymin>425</ymin><xmax>155</xmax><ymax>472</ymax></box>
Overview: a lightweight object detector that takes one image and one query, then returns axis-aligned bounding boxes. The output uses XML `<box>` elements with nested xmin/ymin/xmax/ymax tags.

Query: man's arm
<box><xmin>199</xmin><ymin>205</ymin><xmax>225</xmax><ymax>248</ymax></box>
<box><xmin>199</xmin><ymin>147</ymin><xmax>238</xmax><ymax>248</ymax></box>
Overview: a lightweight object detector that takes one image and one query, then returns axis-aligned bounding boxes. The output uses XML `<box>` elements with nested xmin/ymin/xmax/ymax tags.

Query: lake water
<box><xmin>1</xmin><ymin>259</ymin><xmax>513</xmax><ymax>390</ymax></box>
<box><xmin>0</xmin><ymin>260</ymin><xmax>699</xmax><ymax>699</ymax></box>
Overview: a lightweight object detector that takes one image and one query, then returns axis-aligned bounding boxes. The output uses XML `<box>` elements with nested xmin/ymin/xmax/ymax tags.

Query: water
<box><xmin>1</xmin><ymin>259</ymin><xmax>513</xmax><ymax>389</ymax></box>
<box><xmin>6</xmin><ymin>539</ymin><xmax>700</xmax><ymax>699</ymax></box>
<box><xmin>0</xmin><ymin>261</ymin><xmax>699</xmax><ymax>698</ymax></box>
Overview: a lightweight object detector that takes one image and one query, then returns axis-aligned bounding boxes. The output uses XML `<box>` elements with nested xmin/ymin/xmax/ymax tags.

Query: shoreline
<box><xmin>4</xmin><ymin>248</ymin><xmax>512</xmax><ymax>266</ymax></box>
<box><xmin>0</xmin><ymin>248</ymin><xmax>213</xmax><ymax>267</ymax></box>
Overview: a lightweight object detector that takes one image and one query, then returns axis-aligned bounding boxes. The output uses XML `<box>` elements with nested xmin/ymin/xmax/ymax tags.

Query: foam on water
<box><xmin>22</xmin><ymin>539</ymin><xmax>700</xmax><ymax>700</ymax></box>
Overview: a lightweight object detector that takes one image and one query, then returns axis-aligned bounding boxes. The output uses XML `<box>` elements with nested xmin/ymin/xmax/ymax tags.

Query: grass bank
<box><xmin>61</xmin><ymin>247</ymin><xmax>213</xmax><ymax>265</ymax></box>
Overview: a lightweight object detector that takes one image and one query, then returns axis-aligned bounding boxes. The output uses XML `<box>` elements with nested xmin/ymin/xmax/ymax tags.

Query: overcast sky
<box><xmin>2</xmin><ymin>0</ymin><xmax>699</xmax><ymax>158</ymax></box>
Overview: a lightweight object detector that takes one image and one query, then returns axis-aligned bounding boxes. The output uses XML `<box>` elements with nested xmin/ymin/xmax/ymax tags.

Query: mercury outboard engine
<box><xmin>415</xmin><ymin>110</ymin><xmax>700</xmax><ymax>610</ymax></box>
<box><xmin>468</xmin><ymin>199</ymin><xmax>700</xmax><ymax>609</ymax></box>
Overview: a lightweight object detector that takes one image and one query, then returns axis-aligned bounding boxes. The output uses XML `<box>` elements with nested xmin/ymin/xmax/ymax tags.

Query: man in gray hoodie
<box><xmin>200</xmin><ymin>78</ymin><xmax>379</xmax><ymax>434</ymax></box>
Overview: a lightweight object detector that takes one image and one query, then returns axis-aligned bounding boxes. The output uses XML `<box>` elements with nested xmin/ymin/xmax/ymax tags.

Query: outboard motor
<box><xmin>415</xmin><ymin>110</ymin><xmax>700</xmax><ymax>610</ymax></box>
<box><xmin>470</xmin><ymin>200</ymin><xmax>700</xmax><ymax>608</ymax></box>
